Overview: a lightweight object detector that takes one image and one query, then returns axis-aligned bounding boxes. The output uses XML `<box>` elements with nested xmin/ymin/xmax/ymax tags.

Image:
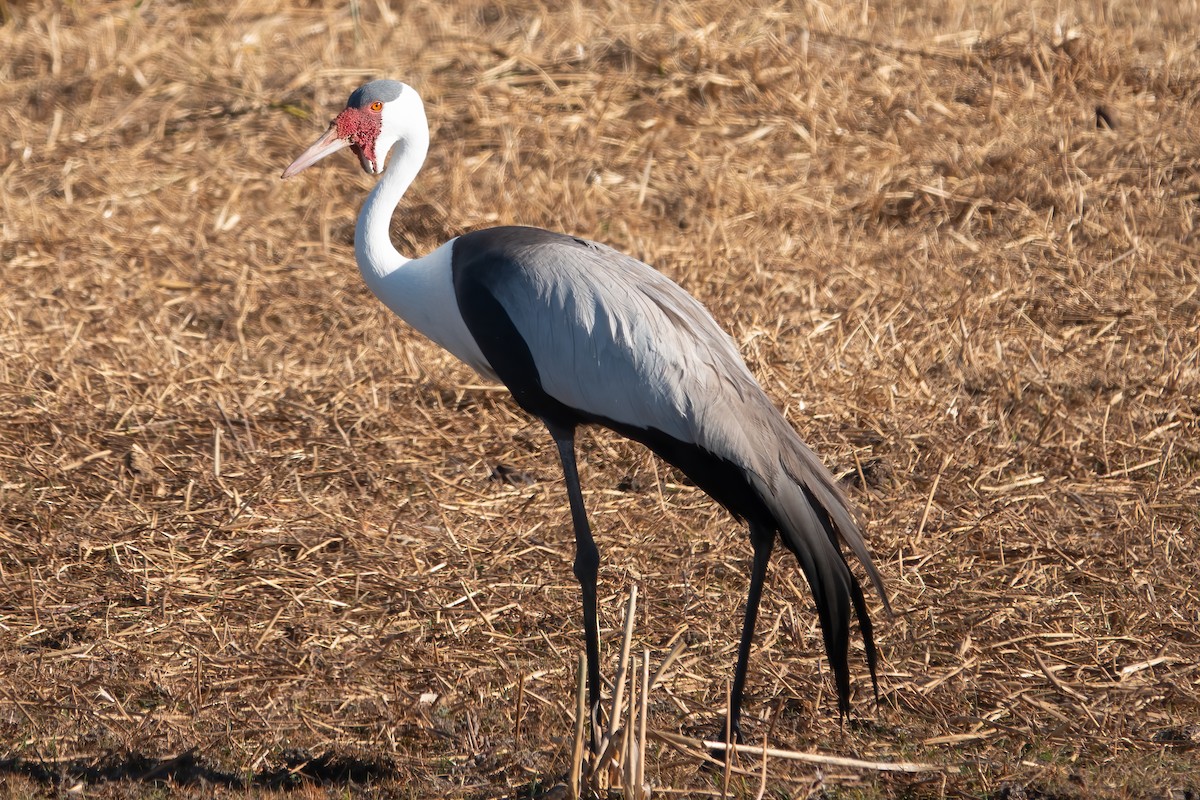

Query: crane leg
<box><xmin>548</xmin><ymin>422</ymin><xmax>603</xmax><ymax>750</ymax></box>
<box><xmin>729</xmin><ymin>522</ymin><xmax>775</xmax><ymax>743</ymax></box>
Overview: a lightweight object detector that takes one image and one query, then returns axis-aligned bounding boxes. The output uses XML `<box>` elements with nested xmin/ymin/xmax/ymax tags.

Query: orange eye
<box><xmin>370</xmin><ymin>101</ymin><xmax>383</xmax><ymax>112</ymax></box>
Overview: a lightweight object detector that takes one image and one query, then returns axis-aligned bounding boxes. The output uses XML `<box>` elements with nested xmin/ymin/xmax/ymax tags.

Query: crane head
<box><xmin>282</xmin><ymin>79</ymin><xmax>422</xmax><ymax>179</ymax></box>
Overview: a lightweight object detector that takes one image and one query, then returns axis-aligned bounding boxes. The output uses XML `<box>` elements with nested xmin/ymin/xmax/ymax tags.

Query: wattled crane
<box><xmin>282</xmin><ymin>79</ymin><xmax>889</xmax><ymax>743</ymax></box>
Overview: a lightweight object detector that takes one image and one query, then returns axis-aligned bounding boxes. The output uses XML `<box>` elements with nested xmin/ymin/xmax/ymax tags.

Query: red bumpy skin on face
<box><xmin>335</xmin><ymin>107</ymin><xmax>383</xmax><ymax>166</ymax></box>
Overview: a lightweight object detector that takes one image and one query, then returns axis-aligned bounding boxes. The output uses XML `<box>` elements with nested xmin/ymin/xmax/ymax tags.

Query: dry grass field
<box><xmin>2</xmin><ymin>0</ymin><xmax>1199</xmax><ymax>797</ymax></box>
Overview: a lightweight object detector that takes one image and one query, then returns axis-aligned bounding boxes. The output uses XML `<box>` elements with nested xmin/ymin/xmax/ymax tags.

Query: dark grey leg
<box><xmin>729</xmin><ymin>522</ymin><xmax>775</xmax><ymax>742</ymax></box>
<box><xmin>547</xmin><ymin>421</ymin><xmax>603</xmax><ymax>748</ymax></box>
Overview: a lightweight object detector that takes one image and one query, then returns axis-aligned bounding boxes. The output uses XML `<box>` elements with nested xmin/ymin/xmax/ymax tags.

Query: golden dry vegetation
<box><xmin>2</xmin><ymin>0</ymin><xmax>1199</xmax><ymax>797</ymax></box>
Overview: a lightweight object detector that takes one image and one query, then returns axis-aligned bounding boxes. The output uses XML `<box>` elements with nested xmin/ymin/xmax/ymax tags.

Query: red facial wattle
<box><xmin>335</xmin><ymin>107</ymin><xmax>383</xmax><ymax>173</ymax></box>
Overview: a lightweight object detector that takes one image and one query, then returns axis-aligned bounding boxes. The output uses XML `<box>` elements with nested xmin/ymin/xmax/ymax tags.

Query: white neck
<box><xmin>354</xmin><ymin>130</ymin><xmax>429</xmax><ymax>286</ymax></box>
<box><xmin>346</xmin><ymin>126</ymin><xmax>496</xmax><ymax>381</ymax></box>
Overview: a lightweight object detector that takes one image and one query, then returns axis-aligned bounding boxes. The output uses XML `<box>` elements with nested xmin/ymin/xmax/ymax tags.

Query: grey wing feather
<box><xmin>485</xmin><ymin>235</ymin><xmax>757</xmax><ymax>449</ymax></box>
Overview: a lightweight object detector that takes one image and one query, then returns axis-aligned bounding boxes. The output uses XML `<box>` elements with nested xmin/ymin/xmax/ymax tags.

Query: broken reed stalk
<box><xmin>622</xmin><ymin>636</ymin><xmax>639</xmax><ymax>800</ymax></box>
<box><xmin>682</xmin><ymin>734</ymin><xmax>942</xmax><ymax>773</ymax></box>
<box><xmin>915</xmin><ymin>453</ymin><xmax>951</xmax><ymax>540</ymax></box>
<box><xmin>514</xmin><ymin>672</ymin><xmax>526</xmax><ymax>742</ymax></box>
<box><xmin>647</xmin><ymin>637</ymin><xmax>687</xmax><ymax>692</ymax></box>
<box><xmin>570</xmin><ymin>653</ymin><xmax>586</xmax><ymax>800</ymax></box>
<box><xmin>26</xmin><ymin>566</ymin><xmax>39</xmax><ymax>629</ymax></box>
<box><xmin>638</xmin><ymin>649</ymin><xmax>649</xmax><ymax>795</ymax></box>
<box><xmin>606</xmin><ymin>583</ymin><xmax>639</xmax><ymax>749</ymax></box>
<box><xmin>753</xmin><ymin>717</ymin><xmax>770</xmax><ymax>800</ymax></box>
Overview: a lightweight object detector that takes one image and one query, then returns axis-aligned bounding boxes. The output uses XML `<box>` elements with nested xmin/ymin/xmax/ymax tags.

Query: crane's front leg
<box><xmin>728</xmin><ymin>522</ymin><xmax>775</xmax><ymax>744</ymax></box>
<box><xmin>547</xmin><ymin>421</ymin><xmax>603</xmax><ymax>750</ymax></box>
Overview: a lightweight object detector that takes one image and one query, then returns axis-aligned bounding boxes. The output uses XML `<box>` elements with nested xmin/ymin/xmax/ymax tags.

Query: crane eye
<box><xmin>370</xmin><ymin>101</ymin><xmax>383</xmax><ymax>112</ymax></box>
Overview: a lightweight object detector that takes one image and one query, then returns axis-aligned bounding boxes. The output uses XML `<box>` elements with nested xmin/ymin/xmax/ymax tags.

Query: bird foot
<box><xmin>701</xmin><ymin>718</ymin><xmax>745</xmax><ymax>767</ymax></box>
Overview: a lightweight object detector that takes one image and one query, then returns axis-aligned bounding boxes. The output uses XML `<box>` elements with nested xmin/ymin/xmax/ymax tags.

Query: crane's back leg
<box><xmin>546</xmin><ymin>421</ymin><xmax>603</xmax><ymax>749</ymax></box>
<box><xmin>729</xmin><ymin>522</ymin><xmax>775</xmax><ymax>743</ymax></box>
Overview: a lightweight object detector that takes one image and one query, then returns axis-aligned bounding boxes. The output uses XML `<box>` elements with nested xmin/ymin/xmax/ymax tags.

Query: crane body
<box><xmin>283</xmin><ymin>78</ymin><xmax>888</xmax><ymax>742</ymax></box>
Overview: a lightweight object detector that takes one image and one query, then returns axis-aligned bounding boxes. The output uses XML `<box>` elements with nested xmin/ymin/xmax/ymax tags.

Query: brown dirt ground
<box><xmin>1</xmin><ymin>0</ymin><xmax>1198</xmax><ymax>797</ymax></box>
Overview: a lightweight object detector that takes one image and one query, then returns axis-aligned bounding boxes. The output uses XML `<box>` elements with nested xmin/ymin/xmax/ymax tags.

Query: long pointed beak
<box><xmin>281</xmin><ymin>123</ymin><xmax>350</xmax><ymax>179</ymax></box>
